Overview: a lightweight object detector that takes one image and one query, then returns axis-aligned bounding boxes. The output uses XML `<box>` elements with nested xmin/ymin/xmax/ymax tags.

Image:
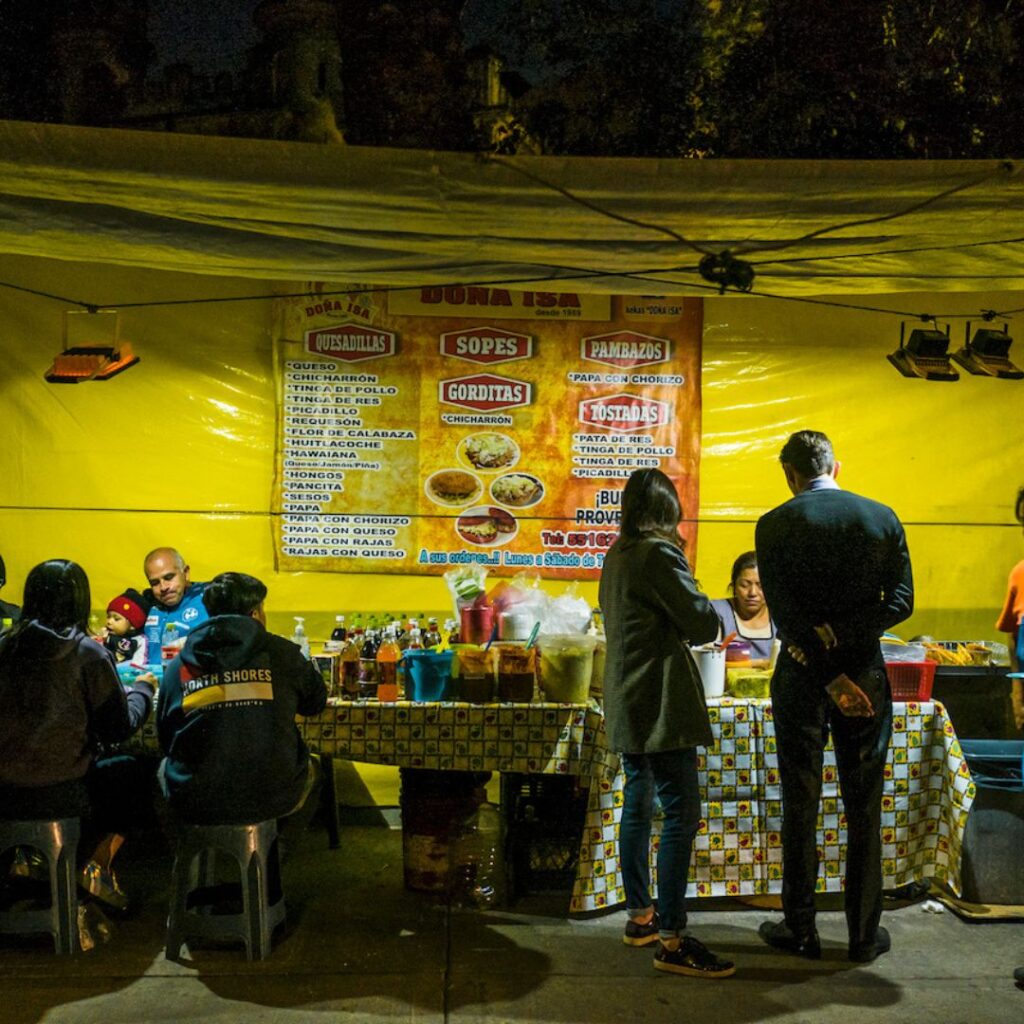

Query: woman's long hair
<box><xmin>619</xmin><ymin>468</ymin><xmax>685</xmax><ymax>548</ymax></box>
<box><xmin>6</xmin><ymin>559</ymin><xmax>91</xmax><ymax>643</ymax></box>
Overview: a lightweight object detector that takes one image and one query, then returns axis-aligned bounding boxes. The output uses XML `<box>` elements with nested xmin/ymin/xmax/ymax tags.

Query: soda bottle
<box><xmin>161</xmin><ymin>621</ymin><xmax>180</xmax><ymax>664</ymax></box>
<box><xmin>395</xmin><ymin>619</ymin><xmax>410</xmax><ymax>651</ymax></box>
<box><xmin>341</xmin><ymin>627</ymin><xmax>363</xmax><ymax>697</ymax></box>
<box><xmin>325</xmin><ymin>614</ymin><xmax>347</xmax><ymax>651</ymax></box>
<box><xmin>376</xmin><ymin>626</ymin><xmax>401</xmax><ymax>702</ymax></box>
<box><xmin>425</xmin><ymin>617</ymin><xmax>441</xmax><ymax>649</ymax></box>
<box><xmin>358</xmin><ymin>628</ymin><xmax>379</xmax><ymax>699</ymax></box>
<box><xmin>144</xmin><ymin>610</ymin><xmax>162</xmax><ymax>667</ymax></box>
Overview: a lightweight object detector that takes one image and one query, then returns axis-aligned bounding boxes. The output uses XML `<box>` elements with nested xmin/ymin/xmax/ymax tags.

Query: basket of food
<box><xmin>884</xmin><ymin>660</ymin><xmax>938</xmax><ymax>701</ymax></box>
<box><xmin>921</xmin><ymin>640</ymin><xmax>1006</xmax><ymax>667</ymax></box>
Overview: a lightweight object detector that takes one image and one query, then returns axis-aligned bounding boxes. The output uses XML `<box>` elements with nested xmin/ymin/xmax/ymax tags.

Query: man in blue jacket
<box><xmin>142</xmin><ymin>547</ymin><xmax>208</xmax><ymax>665</ymax></box>
<box><xmin>756</xmin><ymin>430</ymin><xmax>913</xmax><ymax>965</ymax></box>
<box><xmin>157</xmin><ymin>571</ymin><xmax>327</xmax><ymax>826</ymax></box>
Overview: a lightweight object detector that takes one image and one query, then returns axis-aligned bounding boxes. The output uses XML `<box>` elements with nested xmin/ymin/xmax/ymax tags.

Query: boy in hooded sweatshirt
<box><xmin>156</xmin><ymin>571</ymin><xmax>327</xmax><ymax>825</ymax></box>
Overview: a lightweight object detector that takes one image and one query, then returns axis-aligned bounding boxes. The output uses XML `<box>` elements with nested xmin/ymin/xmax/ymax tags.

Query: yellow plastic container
<box><xmin>538</xmin><ymin>634</ymin><xmax>596</xmax><ymax>703</ymax></box>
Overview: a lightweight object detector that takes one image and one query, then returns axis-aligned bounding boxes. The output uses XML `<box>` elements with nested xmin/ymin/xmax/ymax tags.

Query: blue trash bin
<box><xmin>960</xmin><ymin>739</ymin><xmax>1024</xmax><ymax>906</ymax></box>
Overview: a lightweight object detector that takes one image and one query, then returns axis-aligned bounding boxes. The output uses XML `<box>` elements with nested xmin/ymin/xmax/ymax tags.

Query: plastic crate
<box><xmin>884</xmin><ymin>660</ymin><xmax>937</xmax><ymax>701</ymax></box>
<box><xmin>500</xmin><ymin>773</ymin><xmax>589</xmax><ymax>900</ymax></box>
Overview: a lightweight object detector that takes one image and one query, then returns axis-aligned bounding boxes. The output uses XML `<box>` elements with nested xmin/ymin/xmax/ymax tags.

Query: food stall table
<box><xmin>131</xmin><ymin>696</ymin><xmax>974</xmax><ymax>914</ymax></box>
<box><xmin>573</xmin><ymin>697</ymin><xmax>975</xmax><ymax>912</ymax></box>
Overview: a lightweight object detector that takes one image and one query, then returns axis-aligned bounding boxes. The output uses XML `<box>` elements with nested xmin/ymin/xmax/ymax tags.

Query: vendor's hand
<box><xmin>814</xmin><ymin>623</ymin><xmax>838</xmax><ymax>650</ymax></box>
<box><xmin>826</xmin><ymin>674</ymin><xmax>875</xmax><ymax>717</ymax></box>
<box><xmin>787</xmin><ymin>644</ymin><xmax>808</xmax><ymax>666</ymax></box>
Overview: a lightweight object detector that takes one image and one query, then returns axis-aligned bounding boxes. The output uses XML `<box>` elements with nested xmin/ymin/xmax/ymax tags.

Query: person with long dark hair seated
<box><xmin>599</xmin><ymin>468</ymin><xmax>735</xmax><ymax>979</ymax></box>
<box><xmin>0</xmin><ymin>559</ymin><xmax>155</xmax><ymax>909</ymax></box>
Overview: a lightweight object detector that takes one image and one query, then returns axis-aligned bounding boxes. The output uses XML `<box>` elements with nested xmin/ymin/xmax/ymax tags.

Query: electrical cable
<box><xmin>483</xmin><ymin>153</ymin><xmax>716</xmax><ymax>257</ymax></box>
<box><xmin>0</xmin><ymin>503</ymin><xmax>1015</xmax><ymax>529</ymax></box>
<box><xmin>3</xmin><ymin>156</ymin><xmax>1024</xmax><ymax>322</ymax></box>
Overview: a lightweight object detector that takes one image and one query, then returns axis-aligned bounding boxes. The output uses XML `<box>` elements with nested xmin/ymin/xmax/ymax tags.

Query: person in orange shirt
<box><xmin>998</xmin><ymin>487</ymin><xmax>1024</xmax><ymax>991</ymax></box>
<box><xmin>995</xmin><ymin>485</ymin><xmax>1024</xmax><ymax>735</ymax></box>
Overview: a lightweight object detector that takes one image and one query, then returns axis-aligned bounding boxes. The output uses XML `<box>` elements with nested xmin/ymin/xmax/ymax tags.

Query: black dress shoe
<box><xmin>849</xmin><ymin>925</ymin><xmax>891</xmax><ymax>963</ymax></box>
<box><xmin>758</xmin><ymin>920</ymin><xmax>821</xmax><ymax>959</ymax></box>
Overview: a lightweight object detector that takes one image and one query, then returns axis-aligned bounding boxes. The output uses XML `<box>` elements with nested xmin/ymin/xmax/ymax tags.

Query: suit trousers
<box><xmin>770</xmin><ymin>661</ymin><xmax>892</xmax><ymax>948</ymax></box>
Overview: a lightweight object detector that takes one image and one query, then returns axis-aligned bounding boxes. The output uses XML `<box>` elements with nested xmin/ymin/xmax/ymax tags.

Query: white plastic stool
<box><xmin>165</xmin><ymin>819</ymin><xmax>284</xmax><ymax>960</ymax></box>
<box><xmin>0</xmin><ymin>818</ymin><xmax>80</xmax><ymax>954</ymax></box>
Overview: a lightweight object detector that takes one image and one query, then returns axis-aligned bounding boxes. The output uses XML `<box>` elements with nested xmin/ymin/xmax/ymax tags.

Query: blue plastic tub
<box><xmin>404</xmin><ymin>650</ymin><xmax>454</xmax><ymax>701</ymax></box>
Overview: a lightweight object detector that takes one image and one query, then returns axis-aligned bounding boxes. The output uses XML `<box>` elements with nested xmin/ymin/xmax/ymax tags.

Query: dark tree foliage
<box><xmin>339</xmin><ymin>0</ymin><xmax>474</xmax><ymax>149</ymax></box>
<box><xmin>476</xmin><ymin>0</ymin><xmax>710</xmax><ymax>156</ymax></box>
<box><xmin>477</xmin><ymin>0</ymin><xmax>1024</xmax><ymax>158</ymax></box>
<box><xmin>704</xmin><ymin>0</ymin><xmax>1024</xmax><ymax>157</ymax></box>
<box><xmin>0</xmin><ymin>0</ymin><xmax>153</xmax><ymax>125</ymax></box>
<box><xmin>0</xmin><ymin>0</ymin><xmax>1020</xmax><ymax>157</ymax></box>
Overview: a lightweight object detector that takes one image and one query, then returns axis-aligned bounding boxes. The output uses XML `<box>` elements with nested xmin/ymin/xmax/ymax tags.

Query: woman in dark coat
<box><xmin>599</xmin><ymin>468</ymin><xmax>734</xmax><ymax>978</ymax></box>
<box><xmin>0</xmin><ymin>559</ymin><xmax>153</xmax><ymax>908</ymax></box>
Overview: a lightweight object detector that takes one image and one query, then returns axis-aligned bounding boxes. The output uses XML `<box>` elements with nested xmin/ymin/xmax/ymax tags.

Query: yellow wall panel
<box><xmin>1</xmin><ymin>253</ymin><xmax>1021</xmax><ymax>645</ymax></box>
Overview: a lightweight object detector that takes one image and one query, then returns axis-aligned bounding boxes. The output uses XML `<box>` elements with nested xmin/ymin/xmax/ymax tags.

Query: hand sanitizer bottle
<box><xmin>292</xmin><ymin>616</ymin><xmax>311</xmax><ymax>659</ymax></box>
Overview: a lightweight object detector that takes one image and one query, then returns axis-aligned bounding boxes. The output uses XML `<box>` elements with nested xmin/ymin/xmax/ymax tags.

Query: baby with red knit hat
<box><xmin>104</xmin><ymin>588</ymin><xmax>151</xmax><ymax>666</ymax></box>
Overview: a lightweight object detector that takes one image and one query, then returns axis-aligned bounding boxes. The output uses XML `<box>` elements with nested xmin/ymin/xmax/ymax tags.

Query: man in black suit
<box><xmin>755</xmin><ymin>430</ymin><xmax>913</xmax><ymax>964</ymax></box>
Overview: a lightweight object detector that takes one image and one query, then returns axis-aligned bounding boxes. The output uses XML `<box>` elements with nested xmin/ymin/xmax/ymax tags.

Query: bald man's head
<box><xmin>144</xmin><ymin>547</ymin><xmax>190</xmax><ymax>608</ymax></box>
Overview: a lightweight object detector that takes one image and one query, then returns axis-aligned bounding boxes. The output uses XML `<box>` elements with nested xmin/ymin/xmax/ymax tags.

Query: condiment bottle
<box><xmin>425</xmin><ymin>617</ymin><xmax>441</xmax><ymax>649</ymax></box>
<box><xmin>358</xmin><ymin>629</ymin><xmax>379</xmax><ymax>698</ymax></box>
<box><xmin>340</xmin><ymin>631</ymin><xmax>361</xmax><ymax>697</ymax></box>
<box><xmin>376</xmin><ymin>626</ymin><xmax>401</xmax><ymax>702</ymax></box>
<box><xmin>325</xmin><ymin>614</ymin><xmax>347</xmax><ymax>651</ymax></box>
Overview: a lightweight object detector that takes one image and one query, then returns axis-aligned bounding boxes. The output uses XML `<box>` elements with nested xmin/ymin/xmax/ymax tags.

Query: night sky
<box><xmin>147</xmin><ymin>1</ymin><xmax>494</xmax><ymax>73</ymax></box>
<box><xmin>148</xmin><ymin>0</ymin><xmax>262</xmax><ymax>71</ymax></box>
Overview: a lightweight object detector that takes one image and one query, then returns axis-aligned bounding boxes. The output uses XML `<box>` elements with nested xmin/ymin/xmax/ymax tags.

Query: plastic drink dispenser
<box><xmin>497</xmin><ymin>644</ymin><xmax>536</xmax><ymax>702</ymax></box>
<box><xmin>537</xmin><ymin>634</ymin><xmax>597</xmax><ymax>703</ymax></box>
<box><xmin>455</xmin><ymin>645</ymin><xmax>494</xmax><ymax>702</ymax></box>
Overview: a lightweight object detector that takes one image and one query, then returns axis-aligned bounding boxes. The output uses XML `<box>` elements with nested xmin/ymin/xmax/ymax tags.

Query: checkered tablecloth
<box><xmin>133</xmin><ymin>696</ymin><xmax>974</xmax><ymax>914</ymax></box>
<box><xmin>299</xmin><ymin>699</ymin><xmax>615</xmax><ymax>779</ymax></box>
<box><xmin>571</xmin><ymin>698</ymin><xmax>975</xmax><ymax>912</ymax></box>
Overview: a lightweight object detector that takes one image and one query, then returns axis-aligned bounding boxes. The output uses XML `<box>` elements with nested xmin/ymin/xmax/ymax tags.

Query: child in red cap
<box><xmin>104</xmin><ymin>588</ymin><xmax>150</xmax><ymax>666</ymax></box>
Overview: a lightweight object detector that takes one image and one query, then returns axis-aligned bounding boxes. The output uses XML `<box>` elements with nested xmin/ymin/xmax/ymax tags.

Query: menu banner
<box><xmin>273</xmin><ymin>287</ymin><xmax>702</xmax><ymax>579</ymax></box>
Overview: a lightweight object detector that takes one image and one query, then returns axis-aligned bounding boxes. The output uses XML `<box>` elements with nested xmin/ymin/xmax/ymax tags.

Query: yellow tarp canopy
<box><xmin>1</xmin><ymin>119</ymin><xmax>1022</xmax><ymax>297</ymax></box>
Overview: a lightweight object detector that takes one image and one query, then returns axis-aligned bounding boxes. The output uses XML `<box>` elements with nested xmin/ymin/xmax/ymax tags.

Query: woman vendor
<box><xmin>711</xmin><ymin>551</ymin><xmax>776</xmax><ymax>665</ymax></box>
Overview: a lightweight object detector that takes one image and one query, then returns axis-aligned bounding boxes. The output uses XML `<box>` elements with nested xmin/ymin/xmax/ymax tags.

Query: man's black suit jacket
<box><xmin>755</xmin><ymin>484</ymin><xmax>914</xmax><ymax>685</ymax></box>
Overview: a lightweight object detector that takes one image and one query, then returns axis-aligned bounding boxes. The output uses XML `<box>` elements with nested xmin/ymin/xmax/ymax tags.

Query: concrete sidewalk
<box><xmin>1</xmin><ymin>819</ymin><xmax>1021</xmax><ymax>1024</ymax></box>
